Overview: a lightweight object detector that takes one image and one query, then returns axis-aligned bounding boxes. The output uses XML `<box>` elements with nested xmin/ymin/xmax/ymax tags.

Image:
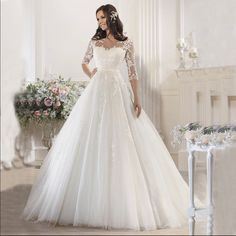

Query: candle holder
<box><xmin>176</xmin><ymin>38</ymin><xmax>189</xmax><ymax>69</ymax></box>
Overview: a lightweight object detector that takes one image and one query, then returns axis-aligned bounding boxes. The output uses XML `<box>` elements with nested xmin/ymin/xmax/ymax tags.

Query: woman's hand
<box><xmin>89</xmin><ymin>67</ymin><xmax>97</xmax><ymax>79</ymax></box>
<box><xmin>133</xmin><ymin>99</ymin><xmax>141</xmax><ymax>118</ymax></box>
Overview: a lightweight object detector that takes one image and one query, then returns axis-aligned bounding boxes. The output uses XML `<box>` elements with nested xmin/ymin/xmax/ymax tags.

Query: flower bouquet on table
<box><xmin>14</xmin><ymin>75</ymin><xmax>88</xmax><ymax>129</ymax></box>
<box><xmin>171</xmin><ymin>122</ymin><xmax>236</xmax><ymax>147</ymax></box>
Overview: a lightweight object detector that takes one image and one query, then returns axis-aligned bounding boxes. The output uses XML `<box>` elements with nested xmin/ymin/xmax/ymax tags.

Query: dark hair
<box><xmin>92</xmin><ymin>4</ymin><xmax>128</xmax><ymax>41</ymax></box>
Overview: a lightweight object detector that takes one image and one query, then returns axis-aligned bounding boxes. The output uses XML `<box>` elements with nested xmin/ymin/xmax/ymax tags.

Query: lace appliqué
<box><xmin>82</xmin><ymin>38</ymin><xmax>138</xmax><ymax>81</ymax></box>
<box><xmin>94</xmin><ymin>39</ymin><xmax>139</xmax><ymax>80</ymax></box>
<box><xmin>82</xmin><ymin>40</ymin><xmax>94</xmax><ymax>64</ymax></box>
<box><xmin>124</xmin><ymin>40</ymin><xmax>138</xmax><ymax>81</ymax></box>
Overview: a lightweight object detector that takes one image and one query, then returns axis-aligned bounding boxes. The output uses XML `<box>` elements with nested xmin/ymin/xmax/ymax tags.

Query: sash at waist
<box><xmin>97</xmin><ymin>67</ymin><xmax>120</xmax><ymax>73</ymax></box>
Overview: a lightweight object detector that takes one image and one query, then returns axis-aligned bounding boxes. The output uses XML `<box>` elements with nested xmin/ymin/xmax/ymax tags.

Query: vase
<box><xmin>41</xmin><ymin>121</ymin><xmax>54</xmax><ymax>149</ymax></box>
<box><xmin>41</xmin><ymin>119</ymin><xmax>64</xmax><ymax>149</ymax></box>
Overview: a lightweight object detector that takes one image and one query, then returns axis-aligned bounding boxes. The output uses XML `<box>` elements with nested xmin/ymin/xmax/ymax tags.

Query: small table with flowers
<box><xmin>186</xmin><ymin>142</ymin><xmax>227</xmax><ymax>235</ymax></box>
<box><xmin>171</xmin><ymin>123</ymin><xmax>236</xmax><ymax>235</ymax></box>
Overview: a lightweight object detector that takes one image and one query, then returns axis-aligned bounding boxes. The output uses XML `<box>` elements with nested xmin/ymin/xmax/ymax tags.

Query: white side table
<box><xmin>187</xmin><ymin>142</ymin><xmax>225</xmax><ymax>235</ymax></box>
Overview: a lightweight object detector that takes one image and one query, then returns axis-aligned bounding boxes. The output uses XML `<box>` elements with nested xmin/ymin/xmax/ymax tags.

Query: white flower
<box><xmin>176</xmin><ymin>38</ymin><xmax>187</xmax><ymax>50</ymax></box>
<box><xmin>200</xmin><ymin>134</ymin><xmax>211</xmax><ymax>145</ymax></box>
<box><xmin>184</xmin><ymin>130</ymin><xmax>197</xmax><ymax>141</ymax></box>
<box><xmin>110</xmin><ymin>11</ymin><xmax>118</xmax><ymax>22</ymax></box>
<box><xmin>189</xmin><ymin>47</ymin><xmax>199</xmax><ymax>58</ymax></box>
<box><xmin>231</xmin><ymin>132</ymin><xmax>236</xmax><ymax>141</ymax></box>
<box><xmin>215</xmin><ymin>133</ymin><xmax>226</xmax><ymax>143</ymax></box>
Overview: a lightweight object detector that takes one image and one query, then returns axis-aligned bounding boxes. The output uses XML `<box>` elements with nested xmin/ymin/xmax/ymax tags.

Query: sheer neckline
<box><xmin>94</xmin><ymin>38</ymin><xmax>129</xmax><ymax>50</ymax></box>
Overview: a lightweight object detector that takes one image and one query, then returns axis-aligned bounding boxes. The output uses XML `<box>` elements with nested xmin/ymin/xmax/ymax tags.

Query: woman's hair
<box><xmin>92</xmin><ymin>4</ymin><xmax>128</xmax><ymax>41</ymax></box>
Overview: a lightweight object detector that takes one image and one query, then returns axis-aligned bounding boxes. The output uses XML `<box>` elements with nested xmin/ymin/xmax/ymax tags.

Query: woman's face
<box><xmin>96</xmin><ymin>10</ymin><xmax>108</xmax><ymax>31</ymax></box>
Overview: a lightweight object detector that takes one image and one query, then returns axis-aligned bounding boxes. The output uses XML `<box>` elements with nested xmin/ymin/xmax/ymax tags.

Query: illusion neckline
<box><xmin>94</xmin><ymin>38</ymin><xmax>129</xmax><ymax>51</ymax></box>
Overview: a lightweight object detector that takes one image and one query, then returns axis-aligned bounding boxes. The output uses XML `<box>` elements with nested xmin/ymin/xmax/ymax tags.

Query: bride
<box><xmin>22</xmin><ymin>4</ymin><xmax>191</xmax><ymax>231</ymax></box>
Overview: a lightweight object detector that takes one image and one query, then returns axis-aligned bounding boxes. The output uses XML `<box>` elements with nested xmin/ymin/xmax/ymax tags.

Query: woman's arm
<box><xmin>81</xmin><ymin>64</ymin><xmax>97</xmax><ymax>79</ymax></box>
<box><xmin>81</xmin><ymin>40</ymin><xmax>97</xmax><ymax>79</ymax></box>
<box><xmin>125</xmin><ymin>39</ymin><xmax>142</xmax><ymax>117</ymax></box>
<box><xmin>130</xmin><ymin>79</ymin><xmax>141</xmax><ymax>117</ymax></box>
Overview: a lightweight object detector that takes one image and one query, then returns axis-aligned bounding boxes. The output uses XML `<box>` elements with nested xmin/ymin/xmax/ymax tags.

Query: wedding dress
<box><xmin>22</xmin><ymin>38</ymin><xmax>191</xmax><ymax>231</ymax></box>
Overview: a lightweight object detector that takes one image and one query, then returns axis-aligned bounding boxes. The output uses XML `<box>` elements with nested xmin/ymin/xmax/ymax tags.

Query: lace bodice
<box><xmin>82</xmin><ymin>38</ymin><xmax>138</xmax><ymax>80</ymax></box>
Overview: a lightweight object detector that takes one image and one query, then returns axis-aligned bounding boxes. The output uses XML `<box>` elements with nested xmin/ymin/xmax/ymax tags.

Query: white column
<box><xmin>138</xmin><ymin>0</ymin><xmax>161</xmax><ymax>131</ymax></box>
<box><xmin>22</xmin><ymin>0</ymin><xmax>36</xmax><ymax>82</ymax></box>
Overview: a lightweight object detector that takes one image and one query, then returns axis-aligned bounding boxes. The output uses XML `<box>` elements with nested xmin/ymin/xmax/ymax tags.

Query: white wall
<box><xmin>184</xmin><ymin>0</ymin><xmax>236</xmax><ymax>67</ymax></box>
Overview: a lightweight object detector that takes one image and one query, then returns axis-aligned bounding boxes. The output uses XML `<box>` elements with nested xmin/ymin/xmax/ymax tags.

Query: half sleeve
<box><xmin>124</xmin><ymin>40</ymin><xmax>138</xmax><ymax>81</ymax></box>
<box><xmin>82</xmin><ymin>40</ymin><xmax>93</xmax><ymax>64</ymax></box>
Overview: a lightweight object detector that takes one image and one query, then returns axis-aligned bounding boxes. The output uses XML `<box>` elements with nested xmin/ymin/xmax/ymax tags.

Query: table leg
<box><xmin>188</xmin><ymin>150</ymin><xmax>196</xmax><ymax>235</ymax></box>
<box><xmin>207</xmin><ymin>150</ymin><xmax>214</xmax><ymax>235</ymax></box>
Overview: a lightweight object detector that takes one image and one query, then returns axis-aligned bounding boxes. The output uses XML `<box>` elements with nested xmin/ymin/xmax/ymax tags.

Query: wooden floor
<box><xmin>1</xmin><ymin>166</ymin><xmax>206</xmax><ymax>235</ymax></box>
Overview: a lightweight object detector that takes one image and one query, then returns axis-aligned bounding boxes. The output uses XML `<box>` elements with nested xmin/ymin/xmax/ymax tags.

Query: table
<box><xmin>187</xmin><ymin>142</ymin><xmax>226</xmax><ymax>235</ymax></box>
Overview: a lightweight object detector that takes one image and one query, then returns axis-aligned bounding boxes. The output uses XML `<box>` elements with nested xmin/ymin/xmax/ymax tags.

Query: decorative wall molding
<box><xmin>160</xmin><ymin>89</ymin><xmax>179</xmax><ymax>96</ymax></box>
<box><xmin>175</xmin><ymin>65</ymin><xmax>236</xmax><ymax>80</ymax></box>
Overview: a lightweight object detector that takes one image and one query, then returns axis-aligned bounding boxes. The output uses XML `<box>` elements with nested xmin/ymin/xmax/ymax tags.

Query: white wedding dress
<box><xmin>22</xmin><ymin>38</ymin><xmax>190</xmax><ymax>231</ymax></box>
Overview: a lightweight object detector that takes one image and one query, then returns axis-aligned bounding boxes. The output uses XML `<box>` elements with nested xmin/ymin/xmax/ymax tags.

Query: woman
<box><xmin>22</xmin><ymin>4</ymin><xmax>191</xmax><ymax>231</ymax></box>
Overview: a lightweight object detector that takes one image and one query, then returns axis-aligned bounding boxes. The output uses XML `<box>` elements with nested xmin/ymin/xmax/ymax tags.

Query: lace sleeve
<box><xmin>82</xmin><ymin>40</ymin><xmax>93</xmax><ymax>64</ymax></box>
<box><xmin>124</xmin><ymin>40</ymin><xmax>138</xmax><ymax>81</ymax></box>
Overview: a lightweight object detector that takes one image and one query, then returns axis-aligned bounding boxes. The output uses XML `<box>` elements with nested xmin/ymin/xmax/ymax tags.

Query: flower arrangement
<box><xmin>176</xmin><ymin>38</ymin><xmax>188</xmax><ymax>51</ymax></box>
<box><xmin>188</xmin><ymin>47</ymin><xmax>199</xmax><ymax>59</ymax></box>
<box><xmin>171</xmin><ymin>122</ymin><xmax>236</xmax><ymax>147</ymax></box>
<box><xmin>14</xmin><ymin>75</ymin><xmax>88</xmax><ymax>128</ymax></box>
<box><xmin>176</xmin><ymin>32</ymin><xmax>200</xmax><ymax>69</ymax></box>
<box><xmin>110</xmin><ymin>11</ymin><xmax>118</xmax><ymax>22</ymax></box>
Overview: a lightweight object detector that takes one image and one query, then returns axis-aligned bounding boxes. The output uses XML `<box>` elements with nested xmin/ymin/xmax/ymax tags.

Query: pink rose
<box><xmin>34</xmin><ymin>110</ymin><xmax>41</xmax><ymax>117</ymax></box>
<box><xmin>184</xmin><ymin>131</ymin><xmax>196</xmax><ymax>141</ymax></box>
<box><xmin>52</xmin><ymin>87</ymin><xmax>59</xmax><ymax>95</ymax></box>
<box><xmin>43</xmin><ymin>110</ymin><xmax>49</xmax><ymax>116</ymax></box>
<box><xmin>55</xmin><ymin>100</ymin><xmax>61</xmax><ymax>107</ymax></box>
<box><xmin>44</xmin><ymin>97</ymin><xmax>53</xmax><ymax>107</ymax></box>
<box><xmin>200</xmin><ymin>135</ymin><xmax>211</xmax><ymax>144</ymax></box>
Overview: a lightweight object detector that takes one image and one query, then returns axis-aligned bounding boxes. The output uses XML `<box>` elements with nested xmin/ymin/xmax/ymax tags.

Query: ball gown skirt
<box><xmin>21</xmin><ymin>39</ymin><xmax>192</xmax><ymax>231</ymax></box>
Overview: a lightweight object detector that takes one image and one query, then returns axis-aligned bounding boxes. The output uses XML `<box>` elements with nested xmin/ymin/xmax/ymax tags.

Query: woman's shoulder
<box><xmin>123</xmin><ymin>37</ymin><xmax>132</xmax><ymax>43</ymax></box>
<box><xmin>89</xmin><ymin>39</ymin><xmax>97</xmax><ymax>44</ymax></box>
<box><xmin>88</xmin><ymin>38</ymin><xmax>104</xmax><ymax>47</ymax></box>
<box><xmin>122</xmin><ymin>37</ymin><xmax>134</xmax><ymax>50</ymax></box>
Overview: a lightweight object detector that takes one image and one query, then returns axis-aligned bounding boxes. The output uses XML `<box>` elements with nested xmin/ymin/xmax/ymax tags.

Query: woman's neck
<box><xmin>106</xmin><ymin>30</ymin><xmax>114</xmax><ymax>39</ymax></box>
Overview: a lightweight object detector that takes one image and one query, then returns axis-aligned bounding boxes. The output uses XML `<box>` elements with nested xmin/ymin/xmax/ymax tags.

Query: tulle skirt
<box><xmin>21</xmin><ymin>69</ymin><xmax>190</xmax><ymax>231</ymax></box>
